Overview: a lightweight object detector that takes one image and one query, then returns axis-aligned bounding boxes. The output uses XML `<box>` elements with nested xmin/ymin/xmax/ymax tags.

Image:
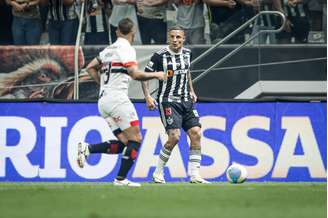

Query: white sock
<box><xmin>188</xmin><ymin>149</ymin><xmax>201</xmax><ymax>177</ymax></box>
<box><xmin>155</xmin><ymin>147</ymin><xmax>172</xmax><ymax>174</ymax></box>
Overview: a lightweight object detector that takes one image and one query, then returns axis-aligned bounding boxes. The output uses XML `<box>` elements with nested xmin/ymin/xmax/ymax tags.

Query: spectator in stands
<box><xmin>175</xmin><ymin>0</ymin><xmax>206</xmax><ymax>45</ymax></box>
<box><xmin>0</xmin><ymin>0</ymin><xmax>13</xmax><ymax>45</ymax></box>
<box><xmin>203</xmin><ymin>0</ymin><xmax>254</xmax><ymax>44</ymax></box>
<box><xmin>306</xmin><ymin>0</ymin><xmax>325</xmax><ymax>43</ymax></box>
<box><xmin>39</xmin><ymin>4</ymin><xmax>48</xmax><ymax>44</ymax></box>
<box><xmin>136</xmin><ymin>0</ymin><xmax>168</xmax><ymax>44</ymax></box>
<box><xmin>6</xmin><ymin>0</ymin><xmax>42</xmax><ymax>45</ymax></box>
<box><xmin>307</xmin><ymin>0</ymin><xmax>323</xmax><ymax>31</ymax></box>
<box><xmin>323</xmin><ymin>0</ymin><xmax>326</xmax><ymax>42</ymax></box>
<box><xmin>276</xmin><ymin>0</ymin><xmax>310</xmax><ymax>44</ymax></box>
<box><xmin>84</xmin><ymin>0</ymin><xmax>112</xmax><ymax>45</ymax></box>
<box><xmin>250</xmin><ymin>0</ymin><xmax>282</xmax><ymax>44</ymax></box>
<box><xmin>41</xmin><ymin>0</ymin><xmax>79</xmax><ymax>45</ymax></box>
<box><xmin>109</xmin><ymin>0</ymin><xmax>140</xmax><ymax>43</ymax></box>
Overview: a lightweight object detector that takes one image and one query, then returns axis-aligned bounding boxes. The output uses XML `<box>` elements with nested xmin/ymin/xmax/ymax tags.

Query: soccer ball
<box><xmin>226</xmin><ymin>164</ymin><xmax>248</xmax><ymax>184</ymax></box>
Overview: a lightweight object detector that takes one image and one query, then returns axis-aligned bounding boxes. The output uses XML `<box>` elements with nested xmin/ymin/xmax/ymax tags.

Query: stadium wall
<box><xmin>0</xmin><ymin>45</ymin><xmax>326</xmax><ymax>100</ymax></box>
<box><xmin>0</xmin><ymin>101</ymin><xmax>326</xmax><ymax>182</ymax></box>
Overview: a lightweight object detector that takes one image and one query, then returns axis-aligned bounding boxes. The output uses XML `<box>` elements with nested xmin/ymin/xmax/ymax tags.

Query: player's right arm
<box><xmin>141</xmin><ymin>53</ymin><xmax>161</xmax><ymax>110</ymax></box>
<box><xmin>141</xmin><ymin>79</ymin><xmax>157</xmax><ymax>110</ymax></box>
<box><xmin>86</xmin><ymin>57</ymin><xmax>101</xmax><ymax>85</ymax></box>
<box><xmin>118</xmin><ymin>46</ymin><xmax>166</xmax><ymax>82</ymax></box>
<box><xmin>127</xmin><ymin>65</ymin><xmax>166</xmax><ymax>81</ymax></box>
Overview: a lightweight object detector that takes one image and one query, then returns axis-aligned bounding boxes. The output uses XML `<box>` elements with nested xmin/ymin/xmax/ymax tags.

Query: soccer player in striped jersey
<box><xmin>77</xmin><ymin>18</ymin><xmax>166</xmax><ymax>187</ymax></box>
<box><xmin>142</xmin><ymin>26</ymin><xmax>210</xmax><ymax>184</ymax></box>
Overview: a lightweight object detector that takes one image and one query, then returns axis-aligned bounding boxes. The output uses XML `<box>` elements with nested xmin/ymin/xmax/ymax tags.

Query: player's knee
<box><xmin>165</xmin><ymin>129</ymin><xmax>180</xmax><ymax>149</ymax></box>
<box><xmin>125</xmin><ymin>126</ymin><xmax>142</xmax><ymax>143</ymax></box>
<box><xmin>189</xmin><ymin>128</ymin><xmax>201</xmax><ymax>143</ymax></box>
<box><xmin>127</xmin><ymin>131</ymin><xmax>142</xmax><ymax>143</ymax></box>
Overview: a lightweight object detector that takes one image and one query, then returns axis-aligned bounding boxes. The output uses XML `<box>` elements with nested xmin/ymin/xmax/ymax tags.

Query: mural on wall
<box><xmin>0</xmin><ymin>46</ymin><xmax>86</xmax><ymax>99</ymax></box>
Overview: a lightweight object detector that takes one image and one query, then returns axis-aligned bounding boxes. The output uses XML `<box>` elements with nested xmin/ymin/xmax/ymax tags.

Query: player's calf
<box><xmin>88</xmin><ymin>140</ymin><xmax>125</xmax><ymax>154</ymax></box>
<box><xmin>116</xmin><ymin>140</ymin><xmax>141</xmax><ymax>180</ymax></box>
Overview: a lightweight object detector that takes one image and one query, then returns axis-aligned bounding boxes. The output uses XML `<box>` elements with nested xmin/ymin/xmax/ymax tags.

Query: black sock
<box><xmin>88</xmin><ymin>140</ymin><xmax>125</xmax><ymax>154</ymax></box>
<box><xmin>116</xmin><ymin>141</ymin><xmax>141</xmax><ymax>180</ymax></box>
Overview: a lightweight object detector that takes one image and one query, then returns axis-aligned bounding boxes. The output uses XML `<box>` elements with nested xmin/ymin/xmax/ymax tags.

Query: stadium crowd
<box><xmin>0</xmin><ymin>0</ymin><xmax>326</xmax><ymax>46</ymax></box>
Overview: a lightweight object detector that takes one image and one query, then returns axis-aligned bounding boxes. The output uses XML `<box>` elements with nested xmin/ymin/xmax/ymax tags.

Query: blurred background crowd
<box><xmin>0</xmin><ymin>0</ymin><xmax>326</xmax><ymax>46</ymax></box>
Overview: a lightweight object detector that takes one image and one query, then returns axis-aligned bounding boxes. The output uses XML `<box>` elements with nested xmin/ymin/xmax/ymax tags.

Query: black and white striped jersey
<box><xmin>86</xmin><ymin>0</ymin><xmax>110</xmax><ymax>33</ymax></box>
<box><xmin>86</xmin><ymin>8</ymin><xmax>109</xmax><ymax>33</ymax></box>
<box><xmin>145</xmin><ymin>46</ymin><xmax>192</xmax><ymax>103</ymax></box>
<box><xmin>48</xmin><ymin>0</ymin><xmax>78</xmax><ymax>21</ymax></box>
<box><xmin>256</xmin><ymin>3</ymin><xmax>277</xmax><ymax>27</ymax></box>
<box><xmin>283</xmin><ymin>0</ymin><xmax>309</xmax><ymax>19</ymax></box>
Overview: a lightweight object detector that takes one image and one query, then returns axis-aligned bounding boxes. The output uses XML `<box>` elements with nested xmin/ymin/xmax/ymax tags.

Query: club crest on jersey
<box><xmin>167</xmin><ymin>117</ymin><xmax>174</xmax><ymax>125</ymax></box>
<box><xmin>165</xmin><ymin>107</ymin><xmax>172</xmax><ymax>115</ymax></box>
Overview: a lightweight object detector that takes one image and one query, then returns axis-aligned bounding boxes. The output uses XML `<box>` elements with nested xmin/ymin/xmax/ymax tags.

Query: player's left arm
<box><xmin>188</xmin><ymin>70</ymin><xmax>197</xmax><ymax>103</ymax></box>
<box><xmin>85</xmin><ymin>57</ymin><xmax>101</xmax><ymax>85</ymax></box>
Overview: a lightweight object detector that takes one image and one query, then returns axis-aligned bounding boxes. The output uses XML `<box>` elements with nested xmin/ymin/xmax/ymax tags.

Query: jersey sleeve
<box><xmin>145</xmin><ymin>53</ymin><xmax>161</xmax><ymax>72</ymax></box>
<box><xmin>97</xmin><ymin>49</ymin><xmax>106</xmax><ymax>64</ymax></box>
<box><xmin>117</xmin><ymin>46</ymin><xmax>138</xmax><ymax>68</ymax></box>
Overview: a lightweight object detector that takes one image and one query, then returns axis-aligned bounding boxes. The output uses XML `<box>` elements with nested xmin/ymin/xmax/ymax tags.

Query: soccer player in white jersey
<box><xmin>77</xmin><ymin>18</ymin><xmax>166</xmax><ymax>187</ymax></box>
<box><xmin>142</xmin><ymin>26</ymin><xmax>210</xmax><ymax>184</ymax></box>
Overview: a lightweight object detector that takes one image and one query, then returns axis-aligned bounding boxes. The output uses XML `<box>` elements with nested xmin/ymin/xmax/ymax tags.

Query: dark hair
<box><xmin>168</xmin><ymin>25</ymin><xmax>184</xmax><ymax>33</ymax></box>
<box><xmin>118</xmin><ymin>18</ymin><xmax>134</xmax><ymax>35</ymax></box>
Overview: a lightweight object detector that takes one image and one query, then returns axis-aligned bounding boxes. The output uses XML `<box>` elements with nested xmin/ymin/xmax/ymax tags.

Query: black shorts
<box><xmin>159</xmin><ymin>100</ymin><xmax>201</xmax><ymax>132</ymax></box>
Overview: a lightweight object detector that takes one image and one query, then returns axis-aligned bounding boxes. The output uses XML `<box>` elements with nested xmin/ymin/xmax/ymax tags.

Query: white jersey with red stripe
<box><xmin>96</xmin><ymin>37</ymin><xmax>139</xmax><ymax>131</ymax></box>
<box><xmin>97</xmin><ymin>37</ymin><xmax>137</xmax><ymax>96</ymax></box>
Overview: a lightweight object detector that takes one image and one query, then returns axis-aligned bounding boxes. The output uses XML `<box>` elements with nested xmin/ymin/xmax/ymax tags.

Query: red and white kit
<box><xmin>97</xmin><ymin>37</ymin><xmax>139</xmax><ymax>131</ymax></box>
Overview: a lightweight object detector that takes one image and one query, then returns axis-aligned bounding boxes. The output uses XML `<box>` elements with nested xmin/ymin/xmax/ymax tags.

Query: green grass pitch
<box><xmin>0</xmin><ymin>182</ymin><xmax>326</xmax><ymax>218</ymax></box>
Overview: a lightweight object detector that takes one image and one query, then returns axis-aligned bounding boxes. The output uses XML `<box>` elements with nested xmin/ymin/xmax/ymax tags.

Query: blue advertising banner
<box><xmin>0</xmin><ymin>102</ymin><xmax>326</xmax><ymax>182</ymax></box>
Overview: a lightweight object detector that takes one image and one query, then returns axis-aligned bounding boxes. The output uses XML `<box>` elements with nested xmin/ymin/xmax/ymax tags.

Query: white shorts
<box><xmin>98</xmin><ymin>91</ymin><xmax>139</xmax><ymax>132</ymax></box>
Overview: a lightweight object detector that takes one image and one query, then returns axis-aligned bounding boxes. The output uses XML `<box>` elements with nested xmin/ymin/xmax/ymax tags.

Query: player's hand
<box><xmin>157</xmin><ymin>71</ymin><xmax>167</xmax><ymax>81</ymax></box>
<box><xmin>190</xmin><ymin>91</ymin><xmax>197</xmax><ymax>103</ymax></box>
<box><xmin>145</xmin><ymin>96</ymin><xmax>157</xmax><ymax>110</ymax></box>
